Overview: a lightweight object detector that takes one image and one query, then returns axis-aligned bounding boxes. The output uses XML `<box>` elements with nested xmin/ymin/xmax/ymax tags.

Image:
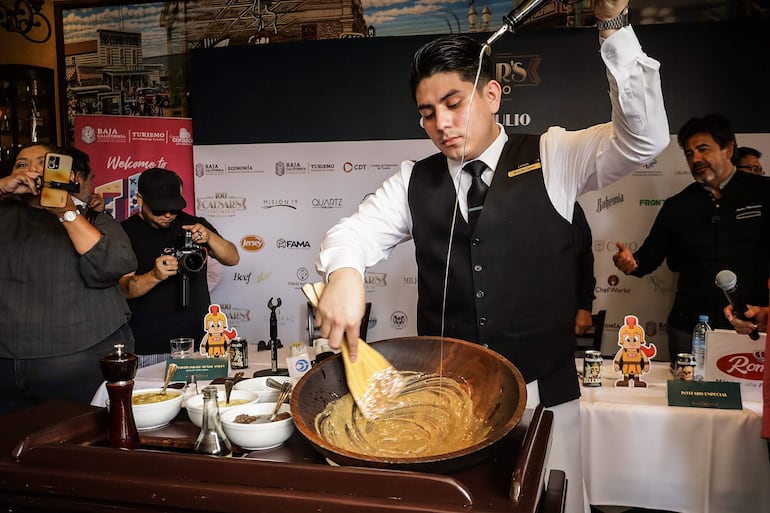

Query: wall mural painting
<box><xmin>55</xmin><ymin>0</ymin><xmax>761</xmax><ymax>144</ymax></box>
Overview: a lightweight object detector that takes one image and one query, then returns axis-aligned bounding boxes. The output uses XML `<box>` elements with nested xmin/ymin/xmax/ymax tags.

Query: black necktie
<box><xmin>464</xmin><ymin>160</ymin><xmax>488</xmax><ymax>228</ymax></box>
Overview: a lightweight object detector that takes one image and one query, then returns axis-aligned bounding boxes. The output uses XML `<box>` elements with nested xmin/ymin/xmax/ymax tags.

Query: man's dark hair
<box><xmin>731</xmin><ymin>146</ymin><xmax>763</xmax><ymax>165</ymax></box>
<box><xmin>409</xmin><ymin>35</ymin><xmax>493</xmax><ymax>102</ymax></box>
<box><xmin>676</xmin><ymin>114</ymin><xmax>736</xmax><ymax>150</ymax></box>
<box><xmin>60</xmin><ymin>146</ymin><xmax>92</xmax><ymax>180</ymax></box>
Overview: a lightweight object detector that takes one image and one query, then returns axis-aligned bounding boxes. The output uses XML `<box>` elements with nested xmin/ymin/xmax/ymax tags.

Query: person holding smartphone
<box><xmin>0</xmin><ymin>143</ymin><xmax>137</xmax><ymax>415</ymax></box>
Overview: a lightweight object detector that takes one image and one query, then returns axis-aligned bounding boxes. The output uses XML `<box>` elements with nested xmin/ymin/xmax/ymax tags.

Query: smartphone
<box><xmin>40</xmin><ymin>152</ymin><xmax>73</xmax><ymax>208</ymax></box>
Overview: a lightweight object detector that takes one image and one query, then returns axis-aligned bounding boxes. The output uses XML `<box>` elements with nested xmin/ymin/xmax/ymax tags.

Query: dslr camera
<box><xmin>167</xmin><ymin>230</ymin><xmax>207</xmax><ymax>273</ymax></box>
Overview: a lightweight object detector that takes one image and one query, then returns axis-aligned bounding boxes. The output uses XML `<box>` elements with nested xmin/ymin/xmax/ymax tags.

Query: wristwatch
<box><xmin>59</xmin><ymin>210</ymin><xmax>81</xmax><ymax>223</ymax></box>
<box><xmin>597</xmin><ymin>7</ymin><xmax>629</xmax><ymax>31</ymax></box>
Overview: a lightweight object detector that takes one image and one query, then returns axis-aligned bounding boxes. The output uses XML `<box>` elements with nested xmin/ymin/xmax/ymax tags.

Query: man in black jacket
<box><xmin>613</xmin><ymin>114</ymin><xmax>770</xmax><ymax>362</ymax></box>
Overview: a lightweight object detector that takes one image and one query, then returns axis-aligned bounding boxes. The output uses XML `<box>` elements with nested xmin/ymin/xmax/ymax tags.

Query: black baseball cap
<box><xmin>137</xmin><ymin>167</ymin><xmax>186</xmax><ymax>211</ymax></box>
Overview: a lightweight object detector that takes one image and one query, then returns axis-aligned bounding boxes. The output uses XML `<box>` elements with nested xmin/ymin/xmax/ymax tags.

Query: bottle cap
<box><xmin>290</xmin><ymin>342</ymin><xmax>307</xmax><ymax>356</ymax></box>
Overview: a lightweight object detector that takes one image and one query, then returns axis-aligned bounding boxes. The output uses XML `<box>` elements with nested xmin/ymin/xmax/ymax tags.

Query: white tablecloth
<box><xmin>579</xmin><ymin>359</ymin><xmax>769</xmax><ymax>513</ymax></box>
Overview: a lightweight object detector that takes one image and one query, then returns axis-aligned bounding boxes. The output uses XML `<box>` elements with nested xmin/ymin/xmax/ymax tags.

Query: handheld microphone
<box><xmin>714</xmin><ymin>270</ymin><xmax>760</xmax><ymax>340</ymax></box>
<box><xmin>486</xmin><ymin>0</ymin><xmax>568</xmax><ymax>47</ymax></box>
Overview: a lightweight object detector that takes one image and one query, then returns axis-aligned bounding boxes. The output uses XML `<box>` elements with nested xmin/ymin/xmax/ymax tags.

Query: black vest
<box><xmin>408</xmin><ymin>134</ymin><xmax>579</xmax><ymax>406</ymax></box>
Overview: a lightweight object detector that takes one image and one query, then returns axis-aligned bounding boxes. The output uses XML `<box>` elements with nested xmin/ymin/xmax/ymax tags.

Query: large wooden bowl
<box><xmin>290</xmin><ymin>336</ymin><xmax>527</xmax><ymax>473</ymax></box>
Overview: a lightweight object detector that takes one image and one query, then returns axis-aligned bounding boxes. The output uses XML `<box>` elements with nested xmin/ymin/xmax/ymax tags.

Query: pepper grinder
<box><xmin>99</xmin><ymin>343</ymin><xmax>140</xmax><ymax>449</ymax></box>
<box><xmin>193</xmin><ymin>386</ymin><xmax>232</xmax><ymax>456</ymax></box>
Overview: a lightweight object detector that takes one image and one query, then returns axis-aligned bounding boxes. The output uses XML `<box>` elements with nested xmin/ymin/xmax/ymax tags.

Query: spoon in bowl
<box><xmin>269</xmin><ymin>381</ymin><xmax>293</xmax><ymax>421</ymax></box>
<box><xmin>160</xmin><ymin>363</ymin><xmax>178</xmax><ymax>395</ymax></box>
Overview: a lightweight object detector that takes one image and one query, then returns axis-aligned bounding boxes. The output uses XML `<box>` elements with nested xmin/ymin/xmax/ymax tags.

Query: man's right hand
<box><xmin>315</xmin><ymin>268</ymin><xmax>366</xmax><ymax>362</ymax></box>
<box><xmin>153</xmin><ymin>254</ymin><xmax>179</xmax><ymax>281</ymax></box>
<box><xmin>612</xmin><ymin>241</ymin><xmax>638</xmax><ymax>274</ymax></box>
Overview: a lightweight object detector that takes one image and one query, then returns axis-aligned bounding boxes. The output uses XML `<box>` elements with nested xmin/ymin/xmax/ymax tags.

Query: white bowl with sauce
<box><xmin>131</xmin><ymin>387</ymin><xmax>185</xmax><ymax>430</ymax></box>
<box><xmin>221</xmin><ymin>403</ymin><xmax>294</xmax><ymax>451</ymax></box>
<box><xmin>185</xmin><ymin>390</ymin><xmax>259</xmax><ymax>427</ymax></box>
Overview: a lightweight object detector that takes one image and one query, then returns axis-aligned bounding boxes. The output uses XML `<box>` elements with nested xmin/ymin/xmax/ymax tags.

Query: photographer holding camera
<box><xmin>119</xmin><ymin>168</ymin><xmax>239</xmax><ymax>367</ymax></box>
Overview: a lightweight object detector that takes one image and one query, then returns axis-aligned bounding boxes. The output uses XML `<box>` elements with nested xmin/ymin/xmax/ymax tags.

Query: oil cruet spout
<box><xmin>193</xmin><ymin>386</ymin><xmax>232</xmax><ymax>456</ymax></box>
<box><xmin>99</xmin><ymin>344</ymin><xmax>140</xmax><ymax>449</ymax></box>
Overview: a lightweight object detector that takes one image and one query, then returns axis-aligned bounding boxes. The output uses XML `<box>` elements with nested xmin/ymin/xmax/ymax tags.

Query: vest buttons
<box><xmin>479</xmin><ymin>317</ymin><xmax>487</xmax><ymax>326</ymax></box>
<box><xmin>474</xmin><ymin>264</ymin><xmax>483</xmax><ymax>272</ymax></box>
<box><xmin>472</xmin><ymin>238</ymin><xmax>481</xmax><ymax>246</ymax></box>
<box><xmin>475</xmin><ymin>290</ymin><xmax>484</xmax><ymax>299</ymax></box>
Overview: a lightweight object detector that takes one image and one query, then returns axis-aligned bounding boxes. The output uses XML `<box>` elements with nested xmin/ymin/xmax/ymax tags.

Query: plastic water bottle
<box><xmin>691</xmin><ymin>314</ymin><xmax>711</xmax><ymax>381</ymax></box>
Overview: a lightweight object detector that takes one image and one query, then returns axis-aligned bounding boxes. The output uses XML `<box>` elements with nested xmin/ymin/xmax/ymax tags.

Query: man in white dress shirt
<box><xmin>314</xmin><ymin>2</ymin><xmax>670</xmax><ymax>512</ymax></box>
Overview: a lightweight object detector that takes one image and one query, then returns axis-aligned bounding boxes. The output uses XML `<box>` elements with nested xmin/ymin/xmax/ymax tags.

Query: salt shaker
<box><xmin>193</xmin><ymin>386</ymin><xmax>232</xmax><ymax>456</ymax></box>
<box><xmin>99</xmin><ymin>343</ymin><xmax>140</xmax><ymax>449</ymax></box>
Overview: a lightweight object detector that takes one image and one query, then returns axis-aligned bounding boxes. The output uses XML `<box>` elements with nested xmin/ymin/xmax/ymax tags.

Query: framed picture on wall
<box><xmin>54</xmin><ymin>0</ymin><xmax>194</xmax><ymax>145</ymax></box>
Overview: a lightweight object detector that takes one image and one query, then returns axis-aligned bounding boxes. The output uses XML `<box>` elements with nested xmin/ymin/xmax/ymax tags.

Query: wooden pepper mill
<box><xmin>99</xmin><ymin>343</ymin><xmax>140</xmax><ymax>449</ymax></box>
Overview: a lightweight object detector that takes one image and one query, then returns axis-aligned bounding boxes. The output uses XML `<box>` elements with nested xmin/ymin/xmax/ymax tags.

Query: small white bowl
<box><xmin>131</xmin><ymin>387</ymin><xmax>184</xmax><ymax>431</ymax></box>
<box><xmin>185</xmin><ymin>390</ymin><xmax>259</xmax><ymax>427</ymax></box>
<box><xmin>233</xmin><ymin>376</ymin><xmax>292</xmax><ymax>403</ymax></box>
<box><xmin>221</xmin><ymin>403</ymin><xmax>294</xmax><ymax>451</ymax></box>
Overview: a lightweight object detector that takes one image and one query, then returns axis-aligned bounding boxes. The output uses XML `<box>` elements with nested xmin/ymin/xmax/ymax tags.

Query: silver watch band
<box><xmin>597</xmin><ymin>7</ymin><xmax>629</xmax><ymax>31</ymax></box>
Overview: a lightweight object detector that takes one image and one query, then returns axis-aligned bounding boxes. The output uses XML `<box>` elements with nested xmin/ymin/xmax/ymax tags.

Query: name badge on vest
<box><xmin>508</xmin><ymin>160</ymin><xmax>541</xmax><ymax>178</ymax></box>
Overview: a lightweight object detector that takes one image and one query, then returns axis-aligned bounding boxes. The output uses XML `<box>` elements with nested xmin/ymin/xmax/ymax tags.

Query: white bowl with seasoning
<box><xmin>131</xmin><ymin>387</ymin><xmax>185</xmax><ymax>430</ymax></box>
<box><xmin>185</xmin><ymin>389</ymin><xmax>259</xmax><ymax>427</ymax></box>
<box><xmin>233</xmin><ymin>376</ymin><xmax>292</xmax><ymax>403</ymax></box>
<box><xmin>221</xmin><ymin>403</ymin><xmax>294</xmax><ymax>451</ymax></box>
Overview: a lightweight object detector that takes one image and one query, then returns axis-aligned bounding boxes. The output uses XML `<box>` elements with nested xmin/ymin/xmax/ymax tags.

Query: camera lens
<box><xmin>180</xmin><ymin>252</ymin><xmax>205</xmax><ymax>273</ymax></box>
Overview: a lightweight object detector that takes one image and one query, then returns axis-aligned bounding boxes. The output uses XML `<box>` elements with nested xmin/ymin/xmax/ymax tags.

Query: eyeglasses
<box><xmin>151</xmin><ymin>209</ymin><xmax>181</xmax><ymax>216</ymax></box>
<box><xmin>737</xmin><ymin>165</ymin><xmax>765</xmax><ymax>175</ymax></box>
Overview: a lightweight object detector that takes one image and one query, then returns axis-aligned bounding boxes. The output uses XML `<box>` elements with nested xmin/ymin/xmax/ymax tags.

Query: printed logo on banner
<box><xmin>240</xmin><ymin>235</ymin><xmax>264</xmax><ymax>252</ymax></box>
<box><xmin>310</xmin><ymin>163</ymin><xmax>335</xmax><ymax>172</ymax></box>
<box><xmin>196</xmin><ymin>163</ymin><xmax>224</xmax><ymax>176</ymax></box>
<box><xmin>368</xmin><ymin>313</ymin><xmax>378</xmax><ymax>331</ymax></box>
<box><xmin>226</xmin><ymin>163</ymin><xmax>260</xmax><ymax>174</ymax></box>
<box><xmin>403</xmin><ymin>276</ymin><xmax>417</xmax><ymax>285</ymax></box>
<box><xmin>497</xmin><ymin>112</ymin><xmax>532</xmax><ymax>128</ymax></box>
<box><xmin>632</xmin><ymin>158</ymin><xmax>663</xmax><ymax>177</ymax></box>
<box><xmin>90</xmin><ymin>126</ymin><xmax>128</xmax><ymax>143</ymax></box>
<box><xmin>312</xmin><ymin>198</ymin><xmax>343</xmax><ymax>209</ymax></box>
<box><xmin>288</xmin><ymin>268</ymin><xmax>311</xmax><ymax>289</ymax></box>
<box><xmin>364</xmin><ymin>273</ymin><xmax>387</xmax><ymax>291</ymax></box>
<box><xmin>595</xmin><ymin>274</ymin><xmax>631</xmax><ymax>295</ymax></box>
<box><xmin>391</xmin><ymin>311</ymin><xmax>408</xmax><ymax>330</ymax></box>
<box><xmin>716</xmin><ymin>352</ymin><xmax>764</xmax><ymax>381</ymax></box>
<box><xmin>130</xmin><ymin>130</ymin><xmax>166</xmax><ymax>143</ymax></box>
<box><xmin>275</xmin><ymin>161</ymin><xmax>307</xmax><ymax>175</ymax></box>
<box><xmin>230</xmin><ymin>271</ymin><xmax>270</xmax><ymax>285</ymax></box>
<box><xmin>595</xmin><ymin>192</ymin><xmax>624</xmax><ymax>213</ymax></box>
<box><xmin>262</xmin><ymin>199</ymin><xmax>297</xmax><ymax>210</ymax></box>
<box><xmin>341</xmin><ymin>162</ymin><xmax>398</xmax><ymax>173</ymax></box>
<box><xmin>639</xmin><ymin>199</ymin><xmax>665</xmax><ymax>207</ymax></box>
<box><xmin>196</xmin><ymin>193</ymin><xmax>246</xmax><ymax>217</ymax></box>
<box><xmin>276</xmin><ymin>238</ymin><xmax>311</xmax><ymax>249</ymax></box>
<box><xmin>81</xmin><ymin>125</ymin><xmax>96</xmax><ymax>144</ymax></box>
<box><xmin>171</xmin><ymin>128</ymin><xmax>193</xmax><ymax>145</ymax></box>
<box><xmin>645</xmin><ymin>274</ymin><xmax>675</xmax><ymax>295</ymax></box>
<box><xmin>494</xmin><ymin>54</ymin><xmax>542</xmax><ymax>95</ymax></box>
<box><xmin>219</xmin><ymin>303</ymin><xmax>251</xmax><ymax>328</ymax></box>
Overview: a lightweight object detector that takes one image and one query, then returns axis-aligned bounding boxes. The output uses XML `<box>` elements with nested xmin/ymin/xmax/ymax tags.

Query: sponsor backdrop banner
<box><xmin>73</xmin><ymin>115</ymin><xmax>195</xmax><ymax>221</ymax></box>
<box><xmin>193</xmin><ymin>140</ymin><xmax>435</xmax><ymax>347</ymax></box>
